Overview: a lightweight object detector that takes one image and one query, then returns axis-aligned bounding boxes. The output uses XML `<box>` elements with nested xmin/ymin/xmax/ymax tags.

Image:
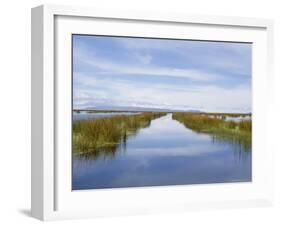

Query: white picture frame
<box><xmin>31</xmin><ymin>4</ymin><xmax>274</xmax><ymax>221</ymax></box>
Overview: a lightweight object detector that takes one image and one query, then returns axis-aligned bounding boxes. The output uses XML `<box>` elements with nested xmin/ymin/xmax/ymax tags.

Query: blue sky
<box><xmin>73</xmin><ymin>35</ymin><xmax>252</xmax><ymax>113</ymax></box>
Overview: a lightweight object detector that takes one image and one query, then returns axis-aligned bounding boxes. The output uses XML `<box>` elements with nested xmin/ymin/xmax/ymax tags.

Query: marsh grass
<box><xmin>73</xmin><ymin>112</ymin><xmax>166</xmax><ymax>157</ymax></box>
<box><xmin>198</xmin><ymin>112</ymin><xmax>251</xmax><ymax>118</ymax></box>
<box><xmin>172</xmin><ymin>112</ymin><xmax>252</xmax><ymax>151</ymax></box>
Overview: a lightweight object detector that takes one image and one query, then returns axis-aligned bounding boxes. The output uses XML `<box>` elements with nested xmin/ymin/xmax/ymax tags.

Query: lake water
<box><xmin>72</xmin><ymin>114</ymin><xmax>251</xmax><ymax>190</ymax></box>
<box><xmin>225</xmin><ymin>116</ymin><xmax>251</xmax><ymax>122</ymax></box>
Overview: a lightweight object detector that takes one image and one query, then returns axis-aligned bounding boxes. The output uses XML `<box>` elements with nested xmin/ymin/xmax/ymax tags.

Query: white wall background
<box><xmin>0</xmin><ymin>0</ymin><xmax>280</xmax><ymax>225</ymax></box>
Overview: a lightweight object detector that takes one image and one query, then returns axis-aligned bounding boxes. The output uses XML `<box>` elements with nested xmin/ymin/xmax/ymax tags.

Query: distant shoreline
<box><xmin>73</xmin><ymin>109</ymin><xmax>251</xmax><ymax>116</ymax></box>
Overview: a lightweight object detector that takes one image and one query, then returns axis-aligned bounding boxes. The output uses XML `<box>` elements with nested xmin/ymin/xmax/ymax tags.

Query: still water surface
<box><xmin>73</xmin><ymin>114</ymin><xmax>251</xmax><ymax>190</ymax></box>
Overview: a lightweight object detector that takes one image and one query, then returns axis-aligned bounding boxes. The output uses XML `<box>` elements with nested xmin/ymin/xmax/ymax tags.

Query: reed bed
<box><xmin>198</xmin><ymin>112</ymin><xmax>251</xmax><ymax>118</ymax></box>
<box><xmin>73</xmin><ymin>112</ymin><xmax>166</xmax><ymax>156</ymax></box>
<box><xmin>172</xmin><ymin>112</ymin><xmax>252</xmax><ymax>151</ymax></box>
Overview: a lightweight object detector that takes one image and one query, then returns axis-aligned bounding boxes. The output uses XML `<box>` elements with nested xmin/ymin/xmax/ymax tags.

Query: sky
<box><xmin>73</xmin><ymin>35</ymin><xmax>252</xmax><ymax>113</ymax></box>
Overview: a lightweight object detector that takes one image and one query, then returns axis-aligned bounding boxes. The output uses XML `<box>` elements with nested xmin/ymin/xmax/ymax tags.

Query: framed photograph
<box><xmin>31</xmin><ymin>4</ymin><xmax>274</xmax><ymax>221</ymax></box>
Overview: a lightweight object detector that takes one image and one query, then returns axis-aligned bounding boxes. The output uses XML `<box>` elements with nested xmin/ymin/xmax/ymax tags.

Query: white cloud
<box><xmin>73</xmin><ymin>36</ymin><xmax>251</xmax><ymax>112</ymax></box>
<box><xmin>74</xmin><ymin>43</ymin><xmax>222</xmax><ymax>82</ymax></box>
<box><xmin>74</xmin><ymin>74</ymin><xmax>251</xmax><ymax>113</ymax></box>
<box><xmin>84</xmin><ymin>57</ymin><xmax>221</xmax><ymax>81</ymax></box>
<box><xmin>116</xmin><ymin>38</ymin><xmax>252</xmax><ymax>77</ymax></box>
<box><xmin>134</xmin><ymin>53</ymin><xmax>152</xmax><ymax>65</ymax></box>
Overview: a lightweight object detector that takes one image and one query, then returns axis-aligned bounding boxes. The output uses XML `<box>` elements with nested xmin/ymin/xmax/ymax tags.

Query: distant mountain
<box><xmin>78</xmin><ymin>106</ymin><xmax>201</xmax><ymax>113</ymax></box>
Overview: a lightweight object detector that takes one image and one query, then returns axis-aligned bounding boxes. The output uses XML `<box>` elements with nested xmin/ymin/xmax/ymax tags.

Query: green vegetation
<box><xmin>73</xmin><ymin>110</ymin><xmax>252</xmax><ymax>159</ymax></box>
<box><xmin>73</xmin><ymin>112</ymin><xmax>166</xmax><ymax>157</ymax></box>
<box><xmin>196</xmin><ymin>112</ymin><xmax>251</xmax><ymax>118</ymax></box>
<box><xmin>172</xmin><ymin>112</ymin><xmax>252</xmax><ymax>151</ymax></box>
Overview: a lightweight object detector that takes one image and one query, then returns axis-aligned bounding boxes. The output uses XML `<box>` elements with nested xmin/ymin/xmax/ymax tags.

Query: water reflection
<box><xmin>211</xmin><ymin>134</ymin><xmax>251</xmax><ymax>162</ymax></box>
<box><xmin>73</xmin><ymin>114</ymin><xmax>252</xmax><ymax>190</ymax></box>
